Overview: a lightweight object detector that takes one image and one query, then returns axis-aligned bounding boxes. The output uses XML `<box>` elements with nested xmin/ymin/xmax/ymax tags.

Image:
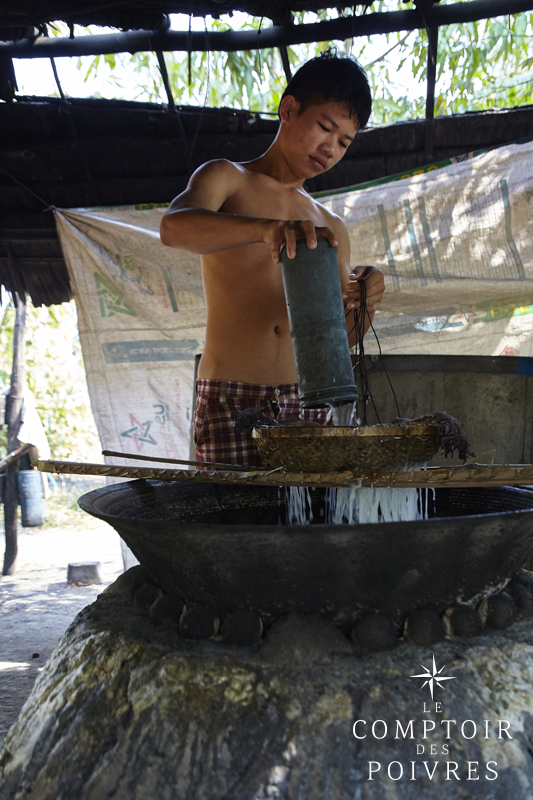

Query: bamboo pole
<box><xmin>34</xmin><ymin>458</ymin><xmax>533</xmax><ymax>490</ymax></box>
<box><xmin>3</xmin><ymin>295</ymin><xmax>26</xmax><ymax>575</ymax></box>
<box><xmin>102</xmin><ymin>448</ymin><xmax>262</xmax><ymax>472</ymax></box>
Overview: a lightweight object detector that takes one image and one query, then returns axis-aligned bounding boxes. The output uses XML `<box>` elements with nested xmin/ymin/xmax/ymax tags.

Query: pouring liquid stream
<box><xmin>285</xmin><ymin>485</ymin><xmax>428</xmax><ymax>526</ymax></box>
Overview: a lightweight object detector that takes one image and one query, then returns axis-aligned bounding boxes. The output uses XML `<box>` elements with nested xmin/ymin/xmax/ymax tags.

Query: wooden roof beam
<box><xmin>2</xmin><ymin>0</ymin><xmax>533</xmax><ymax>58</ymax></box>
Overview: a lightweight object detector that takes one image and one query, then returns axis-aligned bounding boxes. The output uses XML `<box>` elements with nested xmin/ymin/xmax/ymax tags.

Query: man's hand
<box><xmin>261</xmin><ymin>219</ymin><xmax>338</xmax><ymax>264</ymax></box>
<box><xmin>343</xmin><ymin>266</ymin><xmax>385</xmax><ymax>315</ymax></box>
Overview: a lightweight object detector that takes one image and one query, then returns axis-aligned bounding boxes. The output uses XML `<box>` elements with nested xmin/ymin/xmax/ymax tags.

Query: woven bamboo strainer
<box><xmin>252</xmin><ymin>423</ymin><xmax>445</xmax><ymax>476</ymax></box>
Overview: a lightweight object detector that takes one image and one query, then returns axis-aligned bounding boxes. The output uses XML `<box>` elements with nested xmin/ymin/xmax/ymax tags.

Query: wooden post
<box><xmin>424</xmin><ymin>26</ymin><xmax>439</xmax><ymax>162</ymax></box>
<box><xmin>279</xmin><ymin>46</ymin><xmax>292</xmax><ymax>82</ymax></box>
<box><xmin>3</xmin><ymin>293</ymin><xmax>26</xmax><ymax>575</ymax></box>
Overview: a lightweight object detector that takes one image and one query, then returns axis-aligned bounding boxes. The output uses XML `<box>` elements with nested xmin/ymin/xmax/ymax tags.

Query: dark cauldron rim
<box><xmin>78</xmin><ymin>480</ymin><xmax>533</xmax><ymax>530</ymax></box>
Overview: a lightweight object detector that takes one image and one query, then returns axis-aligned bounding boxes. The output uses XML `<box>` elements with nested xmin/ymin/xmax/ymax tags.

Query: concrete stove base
<box><xmin>2</xmin><ymin>577</ymin><xmax>533</xmax><ymax>800</ymax></box>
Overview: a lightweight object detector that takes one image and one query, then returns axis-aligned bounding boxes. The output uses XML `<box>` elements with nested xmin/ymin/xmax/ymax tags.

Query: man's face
<box><xmin>280</xmin><ymin>97</ymin><xmax>359</xmax><ymax>179</ymax></box>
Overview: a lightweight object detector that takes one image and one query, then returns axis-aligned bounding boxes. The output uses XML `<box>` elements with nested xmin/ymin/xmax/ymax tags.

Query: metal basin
<box><xmin>79</xmin><ymin>481</ymin><xmax>533</xmax><ymax>626</ymax></box>
<box><xmin>252</xmin><ymin>423</ymin><xmax>444</xmax><ymax>475</ymax></box>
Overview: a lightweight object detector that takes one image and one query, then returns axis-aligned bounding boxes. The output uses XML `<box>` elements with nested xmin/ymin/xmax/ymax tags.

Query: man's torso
<box><xmin>198</xmin><ymin>162</ymin><xmax>344</xmax><ymax>384</ymax></box>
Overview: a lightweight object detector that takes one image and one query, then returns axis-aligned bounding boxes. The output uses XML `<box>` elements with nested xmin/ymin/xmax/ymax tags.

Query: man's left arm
<box><xmin>336</xmin><ymin>222</ymin><xmax>385</xmax><ymax>347</ymax></box>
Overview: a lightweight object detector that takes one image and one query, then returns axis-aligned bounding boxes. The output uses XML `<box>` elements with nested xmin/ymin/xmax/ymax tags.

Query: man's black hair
<box><xmin>280</xmin><ymin>48</ymin><xmax>372</xmax><ymax>129</ymax></box>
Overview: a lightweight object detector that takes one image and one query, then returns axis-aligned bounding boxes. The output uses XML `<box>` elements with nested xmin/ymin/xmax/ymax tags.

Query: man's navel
<box><xmin>274</xmin><ymin>325</ymin><xmax>281</xmax><ymax>335</ymax></box>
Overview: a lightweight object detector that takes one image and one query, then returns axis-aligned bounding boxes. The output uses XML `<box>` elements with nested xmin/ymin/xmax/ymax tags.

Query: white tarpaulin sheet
<box><xmin>55</xmin><ymin>206</ymin><xmax>204</xmax><ymax>463</ymax></box>
<box><xmin>55</xmin><ymin>139</ymin><xmax>533</xmax><ymax>460</ymax></box>
<box><xmin>321</xmin><ymin>140</ymin><xmax>533</xmax><ymax>357</ymax></box>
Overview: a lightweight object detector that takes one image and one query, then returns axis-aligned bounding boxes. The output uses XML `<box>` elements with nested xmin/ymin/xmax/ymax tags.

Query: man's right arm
<box><xmin>160</xmin><ymin>159</ymin><xmax>338</xmax><ymax>263</ymax></box>
<box><xmin>160</xmin><ymin>160</ymin><xmax>263</xmax><ymax>254</ymax></box>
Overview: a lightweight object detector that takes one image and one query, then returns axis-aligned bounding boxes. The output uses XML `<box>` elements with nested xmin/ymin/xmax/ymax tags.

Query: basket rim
<box><xmin>252</xmin><ymin>423</ymin><xmax>445</xmax><ymax>440</ymax></box>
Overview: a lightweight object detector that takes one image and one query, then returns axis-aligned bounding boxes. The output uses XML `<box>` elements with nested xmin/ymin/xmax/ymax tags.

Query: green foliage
<box><xmin>0</xmin><ymin>301</ymin><xmax>101</xmax><ymax>462</ymax></box>
<box><xmin>420</xmin><ymin>15</ymin><xmax>533</xmax><ymax>115</ymax></box>
<box><xmin>70</xmin><ymin>10</ymin><xmax>533</xmax><ymax>124</ymax></box>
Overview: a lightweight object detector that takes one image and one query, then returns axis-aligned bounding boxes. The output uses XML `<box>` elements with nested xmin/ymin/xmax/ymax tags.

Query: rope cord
<box><xmin>346</xmin><ymin>277</ymin><xmax>401</xmax><ymax>424</ymax></box>
<box><xmin>0</xmin><ymin>166</ymin><xmax>54</xmax><ymax>210</ymax></box>
<box><xmin>347</xmin><ymin>279</ymin><xmax>377</xmax><ymax>425</ymax></box>
<box><xmin>368</xmin><ymin>306</ymin><xmax>401</xmax><ymax>419</ymax></box>
<box><xmin>189</xmin><ymin>19</ymin><xmax>210</xmax><ymax>159</ymax></box>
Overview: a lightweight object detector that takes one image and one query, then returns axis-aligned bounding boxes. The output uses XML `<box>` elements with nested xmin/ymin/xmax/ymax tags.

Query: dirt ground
<box><xmin>0</xmin><ymin>495</ymin><xmax>124</xmax><ymax>748</ymax></box>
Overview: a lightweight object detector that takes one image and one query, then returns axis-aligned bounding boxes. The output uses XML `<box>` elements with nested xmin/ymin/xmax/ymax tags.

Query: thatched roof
<box><xmin>1</xmin><ymin>2</ymin><xmax>342</xmax><ymax>33</ymax></box>
<box><xmin>1</xmin><ymin>96</ymin><xmax>532</xmax><ymax>306</ymax></box>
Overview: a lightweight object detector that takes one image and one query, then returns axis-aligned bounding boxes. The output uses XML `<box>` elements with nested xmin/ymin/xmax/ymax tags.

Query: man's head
<box><xmin>280</xmin><ymin>49</ymin><xmax>372</xmax><ymax>130</ymax></box>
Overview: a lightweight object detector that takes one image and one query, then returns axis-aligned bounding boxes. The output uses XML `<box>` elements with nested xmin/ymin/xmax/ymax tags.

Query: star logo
<box><xmin>410</xmin><ymin>655</ymin><xmax>456</xmax><ymax>700</ymax></box>
<box><xmin>94</xmin><ymin>272</ymin><xmax>136</xmax><ymax>317</ymax></box>
<box><xmin>120</xmin><ymin>414</ymin><xmax>157</xmax><ymax>452</ymax></box>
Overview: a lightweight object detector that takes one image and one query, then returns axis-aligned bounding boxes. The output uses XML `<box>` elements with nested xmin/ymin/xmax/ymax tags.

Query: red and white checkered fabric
<box><xmin>194</xmin><ymin>379</ymin><xmax>329</xmax><ymax>469</ymax></box>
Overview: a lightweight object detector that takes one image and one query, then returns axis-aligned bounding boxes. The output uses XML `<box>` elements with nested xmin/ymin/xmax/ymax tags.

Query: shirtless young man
<box><xmin>160</xmin><ymin>51</ymin><xmax>386</xmax><ymax>467</ymax></box>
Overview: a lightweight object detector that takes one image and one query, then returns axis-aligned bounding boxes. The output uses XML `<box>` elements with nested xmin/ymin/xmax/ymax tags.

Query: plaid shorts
<box><xmin>194</xmin><ymin>378</ymin><xmax>329</xmax><ymax>469</ymax></box>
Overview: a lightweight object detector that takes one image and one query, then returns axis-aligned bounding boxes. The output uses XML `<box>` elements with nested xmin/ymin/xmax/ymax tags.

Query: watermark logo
<box><xmin>352</xmin><ymin>652</ymin><xmax>512</xmax><ymax>782</ymax></box>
